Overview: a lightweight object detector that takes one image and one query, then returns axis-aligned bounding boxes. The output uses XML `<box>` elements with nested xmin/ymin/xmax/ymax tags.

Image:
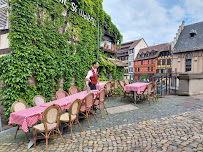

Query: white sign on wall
<box><xmin>59</xmin><ymin>0</ymin><xmax>96</xmax><ymax>26</ymax></box>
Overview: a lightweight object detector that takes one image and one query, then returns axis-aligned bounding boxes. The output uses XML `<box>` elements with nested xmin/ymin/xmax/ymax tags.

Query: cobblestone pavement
<box><xmin>0</xmin><ymin>95</ymin><xmax>202</xmax><ymax>151</ymax></box>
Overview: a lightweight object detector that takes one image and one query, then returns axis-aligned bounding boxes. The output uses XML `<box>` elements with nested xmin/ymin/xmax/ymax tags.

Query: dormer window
<box><xmin>190</xmin><ymin>29</ymin><xmax>197</xmax><ymax>38</ymax></box>
<box><xmin>137</xmin><ymin>54</ymin><xmax>140</xmax><ymax>58</ymax></box>
<box><xmin>151</xmin><ymin>50</ymin><xmax>155</xmax><ymax>56</ymax></box>
<box><xmin>142</xmin><ymin>53</ymin><xmax>144</xmax><ymax>57</ymax></box>
<box><xmin>146</xmin><ymin>51</ymin><xmax>149</xmax><ymax>57</ymax></box>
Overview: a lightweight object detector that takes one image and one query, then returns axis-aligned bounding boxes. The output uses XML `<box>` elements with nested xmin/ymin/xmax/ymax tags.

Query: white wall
<box><xmin>0</xmin><ymin>33</ymin><xmax>9</xmax><ymax>50</ymax></box>
<box><xmin>133</xmin><ymin>39</ymin><xmax>148</xmax><ymax>60</ymax></box>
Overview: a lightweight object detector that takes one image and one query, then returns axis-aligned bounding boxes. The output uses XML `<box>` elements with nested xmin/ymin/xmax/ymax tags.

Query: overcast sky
<box><xmin>103</xmin><ymin>0</ymin><xmax>203</xmax><ymax>46</ymax></box>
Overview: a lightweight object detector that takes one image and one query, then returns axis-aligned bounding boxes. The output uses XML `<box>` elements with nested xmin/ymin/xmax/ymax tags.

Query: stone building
<box><xmin>117</xmin><ymin>39</ymin><xmax>147</xmax><ymax>80</ymax></box>
<box><xmin>171</xmin><ymin>21</ymin><xmax>203</xmax><ymax>95</ymax></box>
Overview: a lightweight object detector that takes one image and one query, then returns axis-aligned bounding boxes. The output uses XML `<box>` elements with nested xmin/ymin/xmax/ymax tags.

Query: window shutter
<box><xmin>0</xmin><ymin>0</ymin><xmax>9</xmax><ymax>30</ymax></box>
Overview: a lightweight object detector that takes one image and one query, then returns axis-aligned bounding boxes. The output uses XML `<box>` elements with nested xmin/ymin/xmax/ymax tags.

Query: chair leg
<box><xmin>86</xmin><ymin>111</ymin><xmax>90</xmax><ymax>127</ymax></box>
<box><xmin>99</xmin><ymin>104</ymin><xmax>103</xmax><ymax>118</ymax></box>
<box><xmin>14</xmin><ymin>125</ymin><xmax>19</xmax><ymax>139</ymax></box>
<box><xmin>77</xmin><ymin>120</ymin><xmax>83</xmax><ymax>132</ymax></box>
<box><xmin>103</xmin><ymin>103</ymin><xmax>108</xmax><ymax>115</ymax></box>
<box><xmin>34</xmin><ymin>129</ymin><xmax>36</xmax><ymax>148</ymax></box>
<box><xmin>69</xmin><ymin>122</ymin><xmax>73</xmax><ymax>139</ymax></box>
<box><xmin>57</xmin><ymin>128</ymin><xmax>65</xmax><ymax>144</ymax></box>
<box><xmin>52</xmin><ymin>130</ymin><xmax>55</xmax><ymax>140</ymax></box>
<box><xmin>91</xmin><ymin>109</ymin><xmax>98</xmax><ymax>122</ymax></box>
<box><xmin>25</xmin><ymin>132</ymin><xmax>28</xmax><ymax>143</ymax></box>
<box><xmin>148</xmin><ymin>96</ymin><xmax>150</xmax><ymax>105</ymax></box>
<box><xmin>45</xmin><ymin>132</ymin><xmax>48</xmax><ymax>152</ymax></box>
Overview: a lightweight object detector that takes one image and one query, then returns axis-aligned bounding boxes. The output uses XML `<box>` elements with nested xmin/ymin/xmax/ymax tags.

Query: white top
<box><xmin>86</xmin><ymin>67</ymin><xmax>97</xmax><ymax>79</ymax></box>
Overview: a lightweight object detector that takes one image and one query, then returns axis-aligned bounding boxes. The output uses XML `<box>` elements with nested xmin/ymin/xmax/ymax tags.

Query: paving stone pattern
<box><xmin>0</xmin><ymin>95</ymin><xmax>202</xmax><ymax>151</ymax></box>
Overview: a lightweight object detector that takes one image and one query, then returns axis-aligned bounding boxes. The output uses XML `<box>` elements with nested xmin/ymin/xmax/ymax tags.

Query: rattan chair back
<box><xmin>141</xmin><ymin>85</ymin><xmax>148</xmax><ymax>95</ymax></box>
<box><xmin>33</xmin><ymin>95</ymin><xmax>46</xmax><ymax>106</ymax></box>
<box><xmin>55</xmin><ymin>90</ymin><xmax>68</xmax><ymax>100</ymax></box>
<box><xmin>114</xmin><ymin>79</ymin><xmax>119</xmax><ymax>89</ymax></box>
<box><xmin>124</xmin><ymin>79</ymin><xmax>130</xmax><ymax>85</ymax></box>
<box><xmin>84</xmin><ymin>93</ymin><xmax>94</xmax><ymax>109</ymax></box>
<box><xmin>11</xmin><ymin>100</ymin><xmax>28</xmax><ymax>112</ymax></box>
<box><xmin>105</xmin><ymin>81</ymin><xmax>112</xmax><ymax>92</ymax></box>
<box><xmin>69</xmin><ymin>99</ymin><xmax>81</xmax><ymax>120</ymax></box>
<box><xmin>119</xmin><ymin>81</ymin><xmax>125</xmax><ymax>91</ymax></box>
<box><xmin>147</xmin><ymin>82</ymin><xmax>153</xmax><ymax>93</ymax></box>
<box><xmin>42</xmin><ymin>104</ymin><xmax>61</xmax><ymax>131</ymax></box>
<box><xmin>99</xmin><ymin>88</ymin><xmax>105</xmax><ymax>102</ymax></box>
<box><xmin>69</xmin><ymin>86</ymin><xmax>80</xmax><ymax>95</ymax></box>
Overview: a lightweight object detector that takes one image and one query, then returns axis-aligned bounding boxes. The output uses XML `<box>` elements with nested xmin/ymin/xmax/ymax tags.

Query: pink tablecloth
<box><xmin>9</xmin><ymin>90</ymin><xmax>99</xmax><ymax>133</ymax></box>
<box><xmin>96</xmin><ymin>82</ymin><xmax>106</xmax><ymax>90</ymax></box>
<box><xmin>124</xmin><ymin>82</ymin><xmax>149</xmax><ymax>94</ymax></box>
<box><xmin>9</xmin><ymin>106</ymin><xmax>46</xmax><ymax>133</ymax></box>
<box><xmin>40</xmin><ymin>90</ymin><xmax>99</xmax><ymax>110</ymax></box>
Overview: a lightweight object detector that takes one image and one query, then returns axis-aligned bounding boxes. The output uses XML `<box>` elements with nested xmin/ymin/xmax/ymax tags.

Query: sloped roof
<box><xmin>135</xmin><ymin>43</ymin><xmax>171</xmax><ymax>61</ymax></box>
<box><xmin>173</xmin><ymin>21</ymin><xmax>203</xmax><ymax>53</ymax></box>
<box><xmin>101</xmin><ymin>57</ymin><xmax>127</xmax><ymax>67</ymax></box>
<box><xmin>117</xmin><ymin>39</ymin><xmax>143</xmax><ymax>53</ymax></box>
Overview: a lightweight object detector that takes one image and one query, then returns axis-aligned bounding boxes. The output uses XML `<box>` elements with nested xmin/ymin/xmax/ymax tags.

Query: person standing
<box><xmin>85</xmin><ymin>61</ymin><xmax>99</xmax><ymax>90</ymax></box>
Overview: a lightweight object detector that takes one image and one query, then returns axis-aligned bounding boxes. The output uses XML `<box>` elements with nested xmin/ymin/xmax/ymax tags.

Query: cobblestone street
<box><xmin>0</xmin><ymin>95</ymin><xmax>202</xmax><ymax>152</ymax></box>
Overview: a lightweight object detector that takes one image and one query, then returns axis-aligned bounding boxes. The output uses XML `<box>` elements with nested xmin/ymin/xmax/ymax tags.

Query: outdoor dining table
<box><xmin>124</xmin><ymin>82</ymin><xmax>149</xmax><ymax>103</ymax></box>
<box><xmin>9</xmin><ymin>90</ymin><xmax>99</xmax><ymax>133</ymax></box>
<box><xmin>96</xmin><ymin>82</ymin><xmax>106</xmax><ymax>90</ymax></box>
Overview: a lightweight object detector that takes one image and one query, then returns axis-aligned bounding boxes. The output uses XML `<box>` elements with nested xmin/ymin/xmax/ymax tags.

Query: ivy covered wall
<box><xmin>0</xmin><ymin>0</ymin><xmax>123</xmax><ymax>120</ymax></box>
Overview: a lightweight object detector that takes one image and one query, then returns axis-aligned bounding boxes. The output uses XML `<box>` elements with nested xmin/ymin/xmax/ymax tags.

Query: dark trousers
<box><xmin>89</xmin><ymin>82</ymin><xmax>96</xmax><ymax>90</ymax></box>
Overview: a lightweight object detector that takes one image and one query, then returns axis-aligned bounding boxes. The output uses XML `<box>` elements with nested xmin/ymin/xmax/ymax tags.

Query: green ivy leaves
<box><xmin>0</xmin><ymin>0</ymin><xmax>123</xmax><ymax>122</ymax></box>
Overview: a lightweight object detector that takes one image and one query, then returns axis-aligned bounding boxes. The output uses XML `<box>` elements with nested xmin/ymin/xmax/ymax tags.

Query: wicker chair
<box><xmin>55</xmin><ymin>90</ymin><xmax>68</xmax><ymax>100</ymax></box>
<box><xmin>137</xmin><ymin>85</ymin><xmax>148</xmax><ymax>104</ymax></box>
<box><xmin>11</xmin><ymin>100</ymin><xmax>29</xmax><ymax>143</ymax></box>
<box><xmin>138</xmin><ymin>82</ymin><xmax>153</xmax><ymax>105</ymax></box>
<box><xmin>60</xmin><ymin>99</ymin><xmax>83</xmax><ymax>138</ymax></box>
<box><xmin>94</xmin><ymin>88</ymin><xmax>108</xmax><ymax>118</ymax></box>
<box><xmin>119</xmin><ymin>81</ymin><xmax>134</xmax><ymax>102</ymax></box>
<box><xmin>33</xmin><ymin>95</ymin><xmax>46</xmax><ymax>106</ymax></box>
<box><xmin>151</xmin><ymin>80</ymin><xmax>158</xmax><ymax>102</ymax></box>
<box><xmin>124</xmin><ymin>79</ymin><xmax>131</xmax><ymax>85</ymax></box>
<box><xmin>111</xmin><ymin>79</ymin><xmax>120</xmax><ymax>97</ymax></box>
<box><xmin>104</xmin><ymin>81</ymin><xmax>113</xmax><ymax>102</ymax></box>
<box><xmin>69</xmin><ymin>86</ymin><xmax>81</xmax><ymax>95</ymax></box>
<box><xmin>80</xmin><ymin>93</ymin><xmax>97</xmax><ymax>127</ymax></box>
<box><xmin>33</xmin><ymin>104</ymin><xmax>65</xmax><ymax>152</ymax></box>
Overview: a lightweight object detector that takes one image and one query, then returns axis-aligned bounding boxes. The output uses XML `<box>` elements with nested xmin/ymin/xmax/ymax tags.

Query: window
<box><xmin>157</xmin><ymin>60</ymin><xmax>161</xmax><ymax>65</ymax></box>
<box><xmin>129</xmin><ymin>68</ymin><xmax>134</xmax><ymax>73</ymax></box>
<box><xmin>162</xmin><ymin>59</ymin><xmax>166</xmax><ymax>65</ymax></box>
<box><xmin>129</xmin><ymin>55</ymin><xmax>133</xmax><ymax>60</ymax></box>
<box><xmin>159</xmin><ymin>69</ymin><xmax>161</xmax><ymax>73</ymax></box>
<box><xmin>163</xmin><ymin>69</ymin><xmax>166</xmax><ymax>73</ymax></box>
<box><xmin>151</xmin><ymin>67</ymin><xmax>153</xmax><ymax>72</ymax></box>
<box><xmin>128</xmin><ymin>62</ymin><xmax>133</xmax><ymax>66</ymax></box>
<box><xmin>190</xmin><ymin>29</ymin><xmax>197</xmax><ymax>38</ymax></box>
<box><xmin>148</xmin><ymin>67</ymin><xmax>150</xmax><ymax>72</ymax></box>
<box><xmin>151</xmin><ymin>51</ymin><xmax>154</xmax><ymax>56</ymax></box>
<box><xmin>167</xmin><ymin>59</ymin><xmax>171</xmax><ymax>65</ymax></box>
<box><xmin>135</xmin><ymin>68</ymin><xmax>137</xmax><ymax>72</ymax></box>
<box><xmin>137</xmin><ymin>54</ymin><xmax>140</xmax><ymax>58</ymax></box>
<box><xmin>138</xmin><ymin>68</ymin><xmax>140</xmax><ymax>72</ymax></box>
<box><xmin>152</xmin><ymin>59</ymin><xmax>154</xmax><ymax>64</ymax></box>
<box><xmin>142</xmin><ymin>53</ymin><xmax>144</xmax><ymax>57</ymax></box>
<box><xmin>141</xmin><ymin>61</ymin><xmax>143</xmax><ymax>65</ymax></box>
<box><xmin>147</xmin><ymin>52</ymin><xmax>149</xmax><ymax>57</ymax></box>
<box><xmin>185</xmin><ymin>53</ymin><xmax>192</xmax><ymax>72</ymax></box>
